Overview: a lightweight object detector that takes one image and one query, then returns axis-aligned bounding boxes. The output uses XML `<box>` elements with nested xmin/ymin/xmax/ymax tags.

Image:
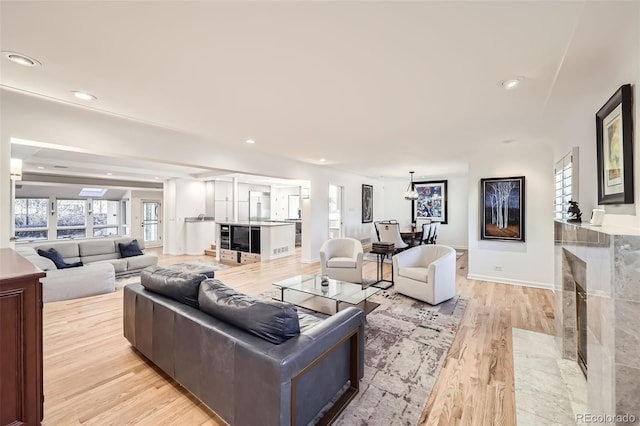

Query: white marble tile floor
<box><xmin>513</xmin><ymin>328</ymin><xmax>587</xmax><ymax>426</ymax></box>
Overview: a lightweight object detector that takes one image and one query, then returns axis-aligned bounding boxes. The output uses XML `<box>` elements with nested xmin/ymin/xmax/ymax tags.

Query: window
<box><xmin>93</xmin><ymin>200</ymin><xmax>120</xmax><ymax>237</ymax></box>
<box><xmin>555</xmin><ymin>148</ymin><xmax>579</xmax><ymax>220</ymax></box>
<box><xmin>14</xmin><ymin>198</ymin><xmax>48</xmax><ymax>241</ymax></box>
<box><xmin>14</xmin><ymin>195</ymin><xmax>126</xmax><ymax>243</ymax></box>
<box><xmin>57</xmin><ymin>199</ymin><xmax>86</xmax><ymax>239</ymax></box>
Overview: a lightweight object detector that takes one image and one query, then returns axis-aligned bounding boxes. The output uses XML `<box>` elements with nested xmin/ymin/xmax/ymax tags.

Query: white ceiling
<box><xmin>1</xmin><ymin>1</ymin><xmax>638</xmax><ymax>180</ymax></box>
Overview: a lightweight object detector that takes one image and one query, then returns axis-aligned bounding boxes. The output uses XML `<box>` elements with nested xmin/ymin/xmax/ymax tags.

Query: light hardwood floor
<box><xmin>41</xmin><ymin>248</ymin><xmax>554</xmax><ymax>425</ymax></box>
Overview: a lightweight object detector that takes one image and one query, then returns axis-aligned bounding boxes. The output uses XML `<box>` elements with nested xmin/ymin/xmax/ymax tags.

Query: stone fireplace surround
<box><xmin>555</xmin><ymin>221</ymin><xmax>640</xmax><ymax>422</ymax></box>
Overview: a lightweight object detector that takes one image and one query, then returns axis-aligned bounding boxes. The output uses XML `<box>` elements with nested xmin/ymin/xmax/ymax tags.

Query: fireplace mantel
<box><xmin>554</xmin><ymin>220</ymin><xmax>640</xmax><ymax>419</ymax></box>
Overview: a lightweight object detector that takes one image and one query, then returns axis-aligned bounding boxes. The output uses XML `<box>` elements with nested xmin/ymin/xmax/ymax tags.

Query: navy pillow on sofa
<box><xmin>37</xmin><ymin>248</ymin><xmax>83</xmax><ymax>269</ymax></box>
<box><xmin>118</xmin><ymin>239</ymin><xmax>144</xmax><ymax>258</ymax></box>
<box><xmin>198</xmin><ymin>279</ymin><xmax>300</xmax><ymax>344</ymax></box>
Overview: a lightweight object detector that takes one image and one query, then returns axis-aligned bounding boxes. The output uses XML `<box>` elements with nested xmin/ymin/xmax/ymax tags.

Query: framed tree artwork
<box><xmin>480</xmin><ymin>176</ymin><xmax>525</xmax><ymax>242</ymax></box>
<box><xmin>411</xmin><ymin>180</ymin><xmax>448</xmax><ymax>224</ymax></box>
<box><xmin>362</xmin><ymin>184</ymin><xmax>373</xmax><ymax>223</ymax></box>
<box><xmin>596</xmin><ymin>84</ymin><xmax>634</xmax><ymax>204</ymax></box>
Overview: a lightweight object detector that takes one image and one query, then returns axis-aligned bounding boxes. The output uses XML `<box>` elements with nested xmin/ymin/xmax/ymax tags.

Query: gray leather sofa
<box><xmin>124</xmin><ymin>267</ymin><xmax>365</xmax><ymax>426</ymax></box>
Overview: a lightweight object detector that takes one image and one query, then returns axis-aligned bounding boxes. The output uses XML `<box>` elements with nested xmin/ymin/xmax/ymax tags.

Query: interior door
<box><xmin>142</xmin><ymin>201</ymin><xmax>162</xmax><ymax>246</ymax></box>
<box><xmin>328</xmin><ymin>185</ymin><xmax>344</xmax><ymax>239</ymax></box>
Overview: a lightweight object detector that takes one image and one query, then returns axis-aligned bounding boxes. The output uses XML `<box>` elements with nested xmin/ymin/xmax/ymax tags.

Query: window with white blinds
<box><xmin>555</xmin><ymin>148</ymin><xmax>579</xmax><ymax>220</ymax></box>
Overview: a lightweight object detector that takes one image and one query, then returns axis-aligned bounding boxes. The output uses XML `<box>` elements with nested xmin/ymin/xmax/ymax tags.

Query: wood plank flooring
<box><xmin>41</xmin><ymin>248</ymin><xmax>555</xmax><ymax>425</ymax></box>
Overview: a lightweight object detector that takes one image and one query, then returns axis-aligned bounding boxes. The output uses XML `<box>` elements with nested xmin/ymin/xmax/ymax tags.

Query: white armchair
<box><xmin>319</xmin><ymin>238</ymin><xmax>364</xmax><ymax>284</ymax></box>
<box><xmin>392</xmin><ymin>244</ymin><xmax>456</xmax><ymax>305</ymax></box>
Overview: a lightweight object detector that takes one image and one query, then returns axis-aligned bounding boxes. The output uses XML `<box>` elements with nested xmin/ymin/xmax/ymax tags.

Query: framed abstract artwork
<box><xmin>480</xmin><ymin>176</ymin><xmax>525</xmax><ymax>242</ymax></box>
<box><xmin>411</xmin><ymin>180</ymin><xmax>448</xmax><ymax>224</ymax></box>
<box><xmin>596</xmin><ymin>84</ymin><xmax>634</xmax><ymax>204</ymax></box>
<box><xmin>362</xmin><ymin>184</ymin><xmax>373</xmax><ymax>223</ymax></box>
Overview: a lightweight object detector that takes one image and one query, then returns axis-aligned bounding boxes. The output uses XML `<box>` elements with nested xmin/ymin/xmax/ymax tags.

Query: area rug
<box><xmin>171</xmin><ymin>260</ymin><xmax>231</xmax><ymax>272</ymax></box>
<box><xmin>263</xmin><ymin>287</ymin><xmax>468</xmax><ymax>425</ymax></box>
<box><xmin>114</xmin><ymin>261</ymin><xmax>231</xmax><ymax>290</ymax></box>
<box><xmin>333</xmin><ymin>289</ymin><xmax>467</xmax><ymax>425</ymax></box>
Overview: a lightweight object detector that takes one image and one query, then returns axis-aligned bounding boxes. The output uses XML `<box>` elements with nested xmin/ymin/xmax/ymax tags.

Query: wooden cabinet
<box><xmin>218</xmin><ymin>249</ymin><xmax>260</xmax><ymax>265</ymax></box>
<box><xmin>240</xmin><ymin>252</ymin><xmax>260</xmax><ymax>264</ymax></box>
<box><xmin>0</xmin><ymin>248</ymin><xmax>45</xmax><ymax>426</ymax></box>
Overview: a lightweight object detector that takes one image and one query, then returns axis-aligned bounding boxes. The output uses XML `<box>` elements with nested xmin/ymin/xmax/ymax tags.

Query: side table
<box><xmin>370</xmin><ymin>247</ymin><xmax>395</xmax><ymax>289</ymax></box>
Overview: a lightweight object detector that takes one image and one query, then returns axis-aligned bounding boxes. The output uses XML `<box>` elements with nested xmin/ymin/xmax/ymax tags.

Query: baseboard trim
<box><xmin>301</xmin><ymin>257</ymin><xmax>320</xmax><ymax>264</ymax></box>
<box><xmin>466</xmin><ymin>274</ymin><xmax>552</xmax><ymax>290</ymax></box>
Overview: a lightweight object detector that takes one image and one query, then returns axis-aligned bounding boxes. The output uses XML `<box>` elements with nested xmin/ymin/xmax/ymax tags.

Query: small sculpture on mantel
<box><xmin>567</xmin><ymin>200</ymin><xmax>582</xmax><ymax>223</ymax></box>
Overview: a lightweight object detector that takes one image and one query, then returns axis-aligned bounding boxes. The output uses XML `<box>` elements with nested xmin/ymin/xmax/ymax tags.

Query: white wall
<box><xmin>300</xmin><ymin>171</ymin><xmax>384</xmax><ymax>263</ymax></box>
<box><xmin>467</xmin><ymin>143</ymin><xmax>554</xmax><ymax>288</ymax></box>
<box><xmin>382</xmin><ymin>174</ymin><xmax>469</xmax><ymax>249</ymax></box>
<box><xmin>548</xmin><ymin>2</ymin><xmax>640</xmax><ymax>227</ymax></box>
<box><xmin>163</xmin><ymin>179</ymin><xmax>205</xmax><ymax>255</ymax></box>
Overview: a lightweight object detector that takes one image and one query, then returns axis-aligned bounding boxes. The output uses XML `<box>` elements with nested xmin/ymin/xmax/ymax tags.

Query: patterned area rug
<box><xmin>333</xmin><ymin>289</ymin><xmax>467</xmax><ymax>425</ymax></box>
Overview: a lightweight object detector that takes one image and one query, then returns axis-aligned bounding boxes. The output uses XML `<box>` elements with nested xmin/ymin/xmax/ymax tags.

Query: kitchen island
<box><xmin>216</xmin><ymin>221</ymin><xmax>296</xmax><ymax>264</ymax></box>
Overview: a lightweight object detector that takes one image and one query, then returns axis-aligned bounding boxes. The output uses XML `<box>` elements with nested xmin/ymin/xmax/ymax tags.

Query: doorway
<box><xmin>328</xmin><ymin>184</ymin><xmax>344</xmax><ymax>239</ymax></box>
<box><xmin>142</xmin><ymin>201</ymin><xmax>162</xmax><ymax>246</ymax></box>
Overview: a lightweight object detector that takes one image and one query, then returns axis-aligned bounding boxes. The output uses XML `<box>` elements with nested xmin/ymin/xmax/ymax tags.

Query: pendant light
<box><xmin>404</xmin><ymin>171</ymin><xmax>419</xmax><ymax>200</ymax></box>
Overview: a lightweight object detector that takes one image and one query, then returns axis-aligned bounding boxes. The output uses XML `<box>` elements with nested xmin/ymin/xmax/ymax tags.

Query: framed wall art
<box><xmin>480</xmin><ymin>176</ymin><xmax>525</xmax><ymax>242</ymax></box>
<box><xmin>596</xmin><ymin>83</ymin><xmax>634</xmax><ymax>204</ymax></box>
<box><xmin>362</xmin><ymin>184</ymin><xmax>373</xmax><ymax>223</ymax></box>
<box><xmin>411</xmin><ymin>180</ymin><xmax>448</xmax><ymax>224</ymax></box>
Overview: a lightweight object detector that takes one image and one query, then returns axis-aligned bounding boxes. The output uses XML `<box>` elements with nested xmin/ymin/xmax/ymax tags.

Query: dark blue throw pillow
<box><xmin>118</xmin><ymin>239</ymin><xmax>143</xmax><ymax>258</ymax></box>
<box><xmin>37</xmin><ymin>248</ymin><xmax>83</xmax><ymax>269</ymax></box>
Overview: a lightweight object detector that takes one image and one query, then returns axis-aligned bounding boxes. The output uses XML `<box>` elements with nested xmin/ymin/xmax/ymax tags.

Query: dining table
<box><xmin>400</xmin><ymin>228</ymin><xmax>422</xmax><ymax>247</ymax></box>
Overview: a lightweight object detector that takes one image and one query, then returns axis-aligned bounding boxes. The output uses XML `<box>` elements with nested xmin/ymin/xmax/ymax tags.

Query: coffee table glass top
<box><xmin>273</xmin><ymin>274</ymin><xmax>380</xmax><ymax>305</ymax></box>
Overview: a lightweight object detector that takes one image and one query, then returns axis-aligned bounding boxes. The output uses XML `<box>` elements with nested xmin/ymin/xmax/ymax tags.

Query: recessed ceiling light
<box><xmin>245</xmin><ymin>139</ymin><xmax>255</xmax><ymax>144</ymax></box>
<box><xmin>500</xmin><ymin>77</ymin><xmax>523</xmax><ymax>89</ymax></box>
<box><xmin>72</xmin><ymin>90</ymin><xmax>97</xmax><ymax>101</ymax></box>
<box><xmin>319</xmin><ymin>158</ymin><xmax>326</xmax><ymax>163</ymax></box>
<box><xmin>2</xmin><ymin>51</ymin><xmax>41</xmax><ymax>67</ymax></box>
<box><xmin>154</xmin><ymin>177</ymin><xmax>159</xmax><ymax>180</ymax></box>
<box><xmin>106</xmin><ymin>172</ymin><xmax>113</xmax><ymax>176</ymax></box>
<box><xmin>37</xmin><ymin>166</ymin><xmax>45</xmax><ymax>170</ymax></box>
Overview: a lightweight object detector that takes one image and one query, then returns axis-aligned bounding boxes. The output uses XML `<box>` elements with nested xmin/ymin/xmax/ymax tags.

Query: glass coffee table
<box><xmin>273</xmin><ymin>274</ymin><xmax>380</xmax><ymax>315</ymax></box>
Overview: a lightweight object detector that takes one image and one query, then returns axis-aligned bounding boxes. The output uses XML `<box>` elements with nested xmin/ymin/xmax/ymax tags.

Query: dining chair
<box><xmin>429</xmin><ymin>221</ymin><xmax>441</xmax><ymax>244</ymax></box>
<box><xmin>374</xmin><ymin>222</ymin><xmax>408</xmax><ymax>252</ymax></box>
<box><xmin>420</xmin><ymin>222</ymin><xmax>434</xmax><ymax>245</ymax></box>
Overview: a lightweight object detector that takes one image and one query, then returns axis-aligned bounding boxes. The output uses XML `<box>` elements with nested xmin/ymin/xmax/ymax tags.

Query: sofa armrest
<box><xmin>281</xmin><ymin>307</ymin><xmax>365</xmax><ymax>425</ymax></box>
<box><xmin>277</xmin><ymin>307</ymin><xmax>365</xmax><ymax>376</ymax></box>
<box><xmin>233</xmin><ymin>306</ymin><xmax>363</xmax><ymax>426</ymax></box>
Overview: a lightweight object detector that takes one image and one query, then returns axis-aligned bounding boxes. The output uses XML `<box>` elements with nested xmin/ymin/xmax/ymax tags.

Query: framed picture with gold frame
<box><xmin>596</xmin><ymin>84</ymin><xmax>634</xmax><ymax>204</ymax></box>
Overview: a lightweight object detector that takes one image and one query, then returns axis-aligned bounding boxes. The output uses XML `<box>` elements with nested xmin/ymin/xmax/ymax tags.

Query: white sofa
<box><xmin>319</xmin><ymin>237</ymin><xmax>363</xmax><ymax>283</ymax></box>
<box><xmin>392</xmin><ymin>244</ymin><xmax>456</xmax><ymax>305</ymax></box>
<box><xmin>16</xmin><ymin>237</ymin><xmax>158</xmax><ymax>303</ymax></box>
